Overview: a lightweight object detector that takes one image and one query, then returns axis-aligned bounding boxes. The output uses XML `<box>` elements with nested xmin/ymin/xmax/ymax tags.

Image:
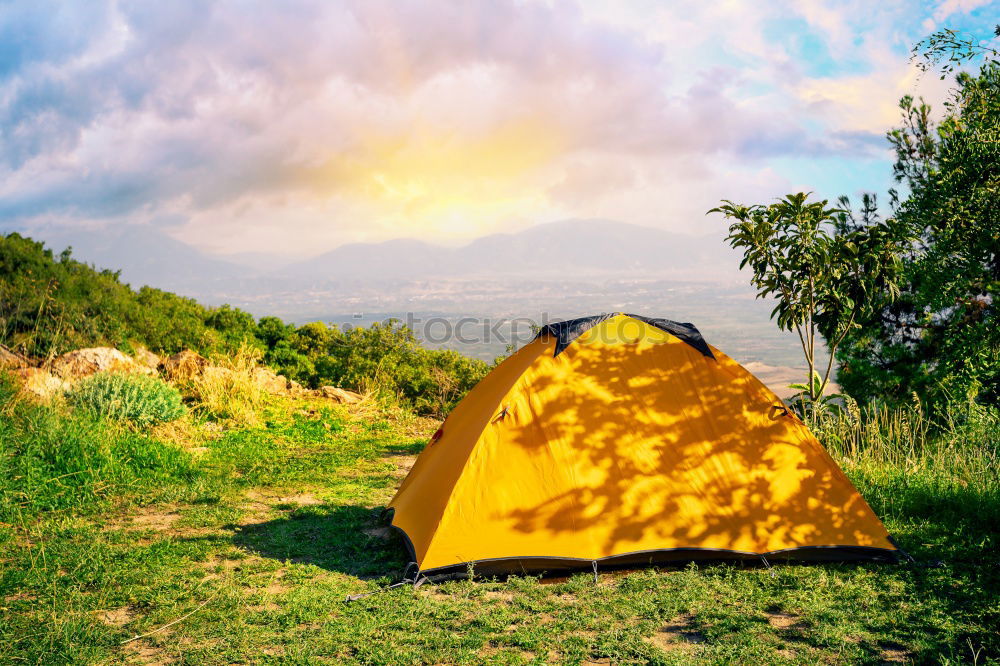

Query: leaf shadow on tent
<box><xmin>493</xmin><ymin>334</ymin><xmax>886</xmax><ymax>557</ymax></box>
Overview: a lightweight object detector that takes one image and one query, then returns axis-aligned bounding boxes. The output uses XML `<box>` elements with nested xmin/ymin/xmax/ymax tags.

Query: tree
<box><xmin>709</xmin><ymin>193</ymin><xmax>906</xmax><ymax>415</ymax></box>
<box><xmin>911</xmin><ymin>24</ymin><xmax>999</xmax><ymax>77</ymax></box>
<box><xmin>205</xmin><ymin>304</ymin><xmax>260</xmax><ymax>350</ymax></box>
<box><xmin>836</xmin><ymin>25</ymin><xmax>999</xmax><ymax>406</ymax></box>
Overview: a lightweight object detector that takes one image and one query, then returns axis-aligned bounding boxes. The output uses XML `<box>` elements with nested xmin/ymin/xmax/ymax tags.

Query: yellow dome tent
<box><xmin>388</xmin><ymin>313</ymin><xmax>899</xmax><ymax>578</ymax></box>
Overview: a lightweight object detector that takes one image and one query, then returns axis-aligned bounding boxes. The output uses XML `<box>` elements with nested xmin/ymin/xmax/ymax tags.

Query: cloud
<box><xmin>0</xmin><ymin>0</ymin><xmax>972</xmax><ymax>256</ymax></box>
<box><xmin>932</xmin><ymin>0</ymin><xmax>997</xmax><ymax>22</ymax></box>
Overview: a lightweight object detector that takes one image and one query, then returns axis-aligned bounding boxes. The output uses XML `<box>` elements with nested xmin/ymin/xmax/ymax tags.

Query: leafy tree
<box><xmin>709</xmin><ymin>193</ymin><xmax>906</xmax><ymax>414</ymax></box>
<box><xmin>264</xmin><ymin>342</ymin><xmax>315</xmax><ymax>384</ymax></box>
<box><xmin>205</xmin><ymin>304</ymin><xmax>260</xmax><ymax>350</ymax></box>
<box><xmin>133</xmin><ymin>286</ymin><xmax>221</xmax><ymax>353</ymax></box>
<box><xmin>836</xmin><ymin>26</ymin><xmax>1000</xmax><ymax>406</ymax></box>
<box><xmin>256</xmin><ymin>316</ymin><xmax>294</xmax><ymax>348</ymax></box>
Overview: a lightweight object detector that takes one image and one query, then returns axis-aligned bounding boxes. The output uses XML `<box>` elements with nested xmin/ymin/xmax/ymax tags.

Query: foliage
<box><xmin>66</xmin><ymin>372</ymin><xmax>186</xmax><ymax>428</ymax></box>
<box><xmin>787</xmin><ymin>370</ymin><xmax>845</xmax><ymax>421</ymax></box>
<box><xmin>0</xmin><ymin>233</ymin><xmax>489</xmax><ymax>416</ymax></box>
<box><xmin>709</xmin><ymin>193</ymin><xmax>907</xmax><ymax>410</ymax></box>
<box><xmin>0</xmin><ymin>233</ymin><xmax>259</xmax><ymax>358</ymax></box>
<box><xmin>206</xmin><ymin>304</ymin><xmax>264</xmax><ymax>351</ymax></box>
<box><xmin>911</xmin><ymin>24</ymin><xmax>1000</xmax><ymax>77</ymax></box>
<box><xmin>837</xmin><ymin>31</ymin><xmax>1000</xmax><ymax>407</ymax></box>
<box><xmin>262</xmin><ymin>319</ymin><xmax>490</xmax><ymax>416</ymax></box>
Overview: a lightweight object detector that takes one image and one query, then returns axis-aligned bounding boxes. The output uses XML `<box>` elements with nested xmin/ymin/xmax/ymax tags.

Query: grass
<box><xmin>176</xmin><ymin>345</ymin><xmax>269</xmax><ymax>427</ymax></box>
<box><xmin>0</xmin><ymin>374</ymin><xmax>997</xmax><ymax>664</ymax></box>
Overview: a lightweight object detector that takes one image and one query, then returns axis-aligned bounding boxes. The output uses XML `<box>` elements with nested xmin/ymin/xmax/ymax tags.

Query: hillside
<box><xmin>1</xmin><ymin>233</ymin><xmax>998</xmax><ymax>664</ymax></box>
<box><xmin>1</xmin><ymin>348</ymin><xmax>997</xmax><ymax>663</ymax></box>
<box><xmin>0</xmin><ymin>232</ymin><xmax>488</xmax><ymax>416</ymax></box>
<box><xmin>0</xmin><ymin>232</ymin><xmax>237</xmax><ymax>358</ymax></box>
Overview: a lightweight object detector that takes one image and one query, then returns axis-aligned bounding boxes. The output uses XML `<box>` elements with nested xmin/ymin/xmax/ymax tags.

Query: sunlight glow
<box><xmin>313</xmin><ymin>118</ymin><xmax>567</xmax><ymax>237</ymax></box>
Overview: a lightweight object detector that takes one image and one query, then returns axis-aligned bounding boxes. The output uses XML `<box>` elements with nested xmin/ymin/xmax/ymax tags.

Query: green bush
<box><xmin>0</xmin><ymin>372</ymin><xmax>198</xmax><ymax>520</ymax></box>
<box><xmin>67</xmin><ymin>372</ymin><xmax>186</xmax><ymax>428</ymax></box>
<box><xmin>261</xmin><ymin>319</ymin><xmax>490</xmax><ymax>415</ymax></box>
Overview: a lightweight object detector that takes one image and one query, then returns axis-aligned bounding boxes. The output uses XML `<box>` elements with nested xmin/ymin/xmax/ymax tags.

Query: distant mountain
<box><xmin>461</xmin><ymin>219</ymin><xmax>733</xmax><ymax>277</ymax></box>
<box><xmin>34</xmin><ymin>225</ymin><xmax>255</xmax><ymax>292</ymax></box>
<box><xmin>281</xmin><ymin>219</ymin><xmax>741</xmax><ymax>283</ymax></box>
<box><xmin>25</xmin><ymin>219</ymin><xmax>745</xmax><ymax>307</ymax></box>
<box><xmin>282</xmin><ymin>238</ymin><xmax>452</xmax><ymax>282</ymax></box>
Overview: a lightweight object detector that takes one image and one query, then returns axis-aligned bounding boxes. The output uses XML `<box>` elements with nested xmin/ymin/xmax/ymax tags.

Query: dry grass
<box><xmin>180</xmin><ymin>345</ymin><xmax>269</xmax><ymax>427</ymax></box>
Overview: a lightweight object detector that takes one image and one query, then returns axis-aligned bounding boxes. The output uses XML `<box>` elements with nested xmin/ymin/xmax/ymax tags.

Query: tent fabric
<box><xmin>536</xmin><ymin>313</ymin><xmax>715</xmax><ymax>359</ymax></box>
<box><xmin>388</xmin><ymin>313</ymin><xmax>897</xmax><ymax>576</ymax></box>
<box><xmin>622</xmin><ymin>314</ymin><xmax>716</xmax><ymax>359</ymax></box>
<box><xmin>536</xmin><ymin>313</ymin><xmax>616</xmax><ymax>356</ymax></box>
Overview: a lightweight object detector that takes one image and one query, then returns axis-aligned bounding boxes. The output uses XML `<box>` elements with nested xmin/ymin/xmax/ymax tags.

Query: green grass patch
<box><xmin>0</xmin><ymin>382</ymin><xmax>997</xmax><ymax>664</ymax></box>
<box><xmin>0</xmin><ymin>374</ymin><xmax>198</xmax><ymax>522</ymax></box>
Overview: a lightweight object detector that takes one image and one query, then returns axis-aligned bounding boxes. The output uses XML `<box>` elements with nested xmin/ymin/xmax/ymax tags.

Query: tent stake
<box><xmin>345</xmin><ymin>562</ymin><xmax>421</xmax><ymax>602</ymax></box>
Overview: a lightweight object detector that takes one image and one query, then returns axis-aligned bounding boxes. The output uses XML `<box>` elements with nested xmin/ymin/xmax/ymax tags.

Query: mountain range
<box><xmin>34</xmin><ymin>219</ymin><xmax>742</xmax><ymax>295</ymax></box>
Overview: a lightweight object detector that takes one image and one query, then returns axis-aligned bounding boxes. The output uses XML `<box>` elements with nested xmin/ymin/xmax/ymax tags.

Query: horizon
<box><xmin>33</xmin><ymin>216</ymin><xmax>726</xmax><ymax>268</ymax></box>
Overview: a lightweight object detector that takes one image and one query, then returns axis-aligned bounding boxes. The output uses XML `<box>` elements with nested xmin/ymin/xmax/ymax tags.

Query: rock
<box><xmin>287</xmin><ymin>379</ymin><xmax>308</xmax><ymax>396</ymax></box>
<box><xmin>49</xmin><ymin>347</ymin><xmax>152</xmax><ymax>379</ymax></box>
<box><xmin>0</xmin><ymin>344</ymin><xmax>30</xmax><ymax>370</ymax></box>
<box><xmin>162</xmin><ymin>350</ymin><xmax>209</xmax><ymax>381</ymax></box>
<box><xmin>133</xmin><ymin>347</ymin><xmax>161</xmax><ymax>371</ymax></box>
<box><xmin>318</xmin><ymin>386</ymin><xmax>363</xmax><ymax>404</ymax></box>
<box><xmin>201</xmin><ymin>366</ymin><xmax>236</xmax><ymax>384</ymax></box>
<box><xmin>14</xmin><ymin>368</ymin><xmax>70</xmax><ymax>399</ymax></box>
<box><xmin>253</xmin><ymin>367</ymin><xmax>289</xmax><ymax>394</ymax></box>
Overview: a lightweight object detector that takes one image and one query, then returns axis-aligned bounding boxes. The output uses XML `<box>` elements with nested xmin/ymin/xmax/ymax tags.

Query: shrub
<box><xmin>67</xmin><ymin>372</ymin><xmax>186</xmax><ymax>428</ymax></box>
<box><xmin>323</xmin><ymin>321</ymin><xmax>489</xmax><ymax>416</ymax></box>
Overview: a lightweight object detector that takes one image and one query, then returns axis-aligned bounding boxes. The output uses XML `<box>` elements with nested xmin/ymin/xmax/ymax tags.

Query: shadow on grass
<box><xmin>382</xmin><ymin>439</ymin><xmax>426</xmax><ymax>457</ymax></box>
<box><xmin>231</xmin><ymin>504</ymin><xmax>410</xmax><ymax>580</ymax></box>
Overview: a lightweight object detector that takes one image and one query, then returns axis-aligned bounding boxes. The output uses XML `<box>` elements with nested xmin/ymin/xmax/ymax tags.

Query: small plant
<box><xmin>788</xmin><ymin>370</ymin><xmax>845</xmax><ymax>424</ymax></box>
<box><xmin>709</xmin><ymin>192</ymin><xmax>908</xmax><ymax>418</ymax></box>
<box><xmin>67</xmin><ymin>372</ymin><xmax>186</xmax><ymax>428</ymax></box>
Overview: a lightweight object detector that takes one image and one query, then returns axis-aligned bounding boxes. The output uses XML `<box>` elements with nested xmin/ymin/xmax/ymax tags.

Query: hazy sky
<box><xmin>1</xmin><ymin>0</ymin><xmax>997</xmax><ymax>258</ymax></box>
